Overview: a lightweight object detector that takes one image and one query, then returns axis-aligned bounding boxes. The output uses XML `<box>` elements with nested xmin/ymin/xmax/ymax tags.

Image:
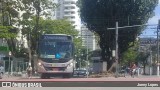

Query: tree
<box><xmin>75</xmin><ymin>46</ymin><xmax>91</xmax><ymax>68</ymax></box>
<box><xmin>40</xmin><ymin>19</ymin><xmax>78</xmax><ymax>35</ymax></box>
<box><xmin>0</xmin><ymin>0</ymin><xmax>20</xmax><ymax>56</ymax></box>
<box><xmin>136</xmin><ymin>52</ymin><xmax>149</xmax><ymax>74</ymax></box>
<box><xmin>121</xmin><ymin>42</ymin><xmax>139</xmax><ymax>65</ymax></box>
<box><xmin>78</xmin><ymin>0</ymin><xmax>158</xmax><ymax>71</ymax></box>
<box><xmin>0</xmin><ymin>26</ymin><xmax>16</xmax><ymax>38</ymax></box>
<box><xmin>15</xmin><ymin>0</ymin><xmax>57</xmax><ymax>64</ymax></box>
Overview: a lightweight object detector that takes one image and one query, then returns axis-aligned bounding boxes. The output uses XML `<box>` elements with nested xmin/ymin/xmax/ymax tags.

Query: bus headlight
<box><xmin>38</xmin><ymin>62</ymin><xmax>42</xmax><ymax>66</ymax></box>
<box><xmin>68</xmin><ymin>63</ymin><xmax>73</xmax><ymax>67</ymax></box>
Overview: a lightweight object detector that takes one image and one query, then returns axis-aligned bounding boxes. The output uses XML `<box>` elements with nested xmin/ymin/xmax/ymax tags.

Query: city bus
<box><xmin>37</xmin><ymin>34</ymin><xmax>75</xmax><ymax>78</ymax></box>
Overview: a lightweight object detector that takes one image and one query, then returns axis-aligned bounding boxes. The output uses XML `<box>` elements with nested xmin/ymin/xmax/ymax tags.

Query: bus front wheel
<box><xmin>40</xmin><ymin>74</ymin><xmax>45</xmax><ymax>79</ymax></box>
<box><xmin>40</xmin><ymin>73</ymin><xmax>50</xmax><ymax>79</ymax></box>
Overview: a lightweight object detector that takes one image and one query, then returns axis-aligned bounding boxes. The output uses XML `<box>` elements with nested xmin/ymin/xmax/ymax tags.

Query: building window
<box><xmin>64</xmin><ymin>1</ymin><xmax>70</xmax><ymax>4</ymax></box>
<box><xmin>64</xmin><ymin>16</ymin><xmax>69</xmax><ymax>19</ymax></box>
<box><xmin>71</xmin><ymin>1</ymin><xmax>76</xmax><ymax>4</ymax></box>
<box><xmin>64</xmin><ymin>7</ymin><xmax>69</xmax><ymax>9</ymax></box>
<box><xmin>70</xmin><ymin>16</ymin><xmax>75</xmax><ymax>19</ymax></box>
<box><xmin>64</xmin><ymin>12</ymin><xmax>69</xmax><ymax>14</ymax></box>
<box><xmin>71</xmin><ymin>6</ymin><xmax>75</xmax><ymax>9</ymax></box>
<box><xmin>71</xmin><ymin>11</ymin><xmax>75</xmax><ymax>14</ymax></box>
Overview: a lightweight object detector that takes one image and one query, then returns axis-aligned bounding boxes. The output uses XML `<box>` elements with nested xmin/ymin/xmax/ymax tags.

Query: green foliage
<box><xmin>121</xmin><ymin>43</ymin><xmax>138</xmax><ymax>65</ymax></box>
<box><xmin>136</xmin><ymin>52</ymin><xmax>149</xmax><ymax>64</ymax></box>
<box><xmin>0</xmin><ymin>46</ymin><xmax>9</xmax><ymax>51</ymax></box>
<box><xmin>41</xmin><ymin>19</ymin><xmax>78</xmax><ymax>35</ymax></box>
<box><xmin>75</xmin><ymin>46</ymin><xmax>91</xmax><ymax>68</ymax></box>
<box><xmin>16</xmin><ymin>0</ymin><xmax>57</xmax><ymax>56</ymax></box>
<box><xmin>78</xmin><ymin>0</ymin><xmax>158</xmax><ymax>69</ymax></box>
<box><xmin>0</xmin><ymin>0</ymin><xmax>19</xmax><ymax>39</ymax></box>
<box><xmin>0</xmin><ymin>0</ymin><xmax>57</xmax><ymax>58</ymax></box>
<box><xmin>0</xmin><ymin>26</ymin><xmax>17</xmax><ymax>38</ymax></box>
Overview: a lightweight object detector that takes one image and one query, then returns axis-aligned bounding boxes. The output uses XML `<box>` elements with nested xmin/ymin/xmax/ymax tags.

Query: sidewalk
<box><xmin>0</xmin><ymin>74</ymin><xmax>40</xmax><ymax>80</ymax></box>
<box><xmin>0</xmin><ymin>74</ymin><xmax>21</xmax><ymax>80</ymax></box>
<box><xmin>0</xmin><ymin>73</ymin><xmax>160</xmax><ymax>81</ymax></box>
<box><xmin>137</xmin><ymin>74</ymin><xmax>160</xmax><ymax>78</ymax></box>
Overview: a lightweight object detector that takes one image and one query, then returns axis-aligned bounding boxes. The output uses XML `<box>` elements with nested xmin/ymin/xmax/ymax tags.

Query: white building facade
<box><xmin>52</xmin><ymin>0</ymin><xmax>99</xmax><ymax>51</ymax></box>
<box><xmin>52</xmin><ymin>0</ymin><xmax>81</xmax><ymax>31</ymax></box>
<box><xmin>81</xmin><ymin>25</ymin><xmax>99</xmax><ymax>51</ymax></box>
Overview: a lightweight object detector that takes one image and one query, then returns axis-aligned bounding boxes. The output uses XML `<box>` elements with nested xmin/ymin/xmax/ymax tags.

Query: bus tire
<box><xmin>46</xmin><ymin>74</ymin><xmax>50</xmax><ymax>79</ymax></box>
<box><xmin>40</xmin><ymin>74</ymin><xmax>45</xmax><ymax>79</ymax></box>
<box><xmin>63</xmin><ymin>73</ymin><xmax>72</xmax><ymax>78</ymax></box>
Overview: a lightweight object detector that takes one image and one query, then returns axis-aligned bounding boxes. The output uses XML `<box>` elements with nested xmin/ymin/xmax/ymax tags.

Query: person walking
<box><xmin>26</xmin><ymin>65</ymin><xmax>32</xmax><ymax>79</ymax></box>
<box><xmin>130</xmin><ymin>63</ymin><xmax>137</xmax><ymax>78</ymax></box>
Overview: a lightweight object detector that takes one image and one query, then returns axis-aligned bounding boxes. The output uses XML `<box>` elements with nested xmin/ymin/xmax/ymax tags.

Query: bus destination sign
<box><xmin>41</xmin><ymin>35</ymin><xmax>72</xmax><ymax>41</ymax></box>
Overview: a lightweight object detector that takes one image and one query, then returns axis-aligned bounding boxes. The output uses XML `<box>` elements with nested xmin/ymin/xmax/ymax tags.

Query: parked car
<box><xmin>73</xmin><ymin>69</ymin><xmax>87</xmax><ymax>77</ymax></box>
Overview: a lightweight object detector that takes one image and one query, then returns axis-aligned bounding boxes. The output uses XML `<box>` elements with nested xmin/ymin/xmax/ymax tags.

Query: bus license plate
<box><xmin>53</xmin><ymin>68</ymin><xmax>58</xmax><ymax>71</ymax></box>
<box><xmin>52</xmin><ymin>64</ymin><xmax>55</xmax><ymax>67</ymax></box>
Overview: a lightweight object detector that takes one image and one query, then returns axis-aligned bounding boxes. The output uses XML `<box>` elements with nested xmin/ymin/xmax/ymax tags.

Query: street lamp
<box><xmin>81</xmin><ymin>54</ymin><xmax>83</xmax><ymax>68</ymax></box>
<box><xmin>74</xmin><ymin>55</ymin><xmax>77</xmax><ymax>69</ymax></box>
<box><xmin>79</xmin><ymin>58</ymin><xmax>81</xmax><ymax>69</ymax></box>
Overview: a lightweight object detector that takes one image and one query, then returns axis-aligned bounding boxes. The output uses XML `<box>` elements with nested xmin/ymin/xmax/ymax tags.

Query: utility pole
<box><xmin>28</xmin><ymin>32</ymin><xmax>32</xmax><ymax>66</ymax></box>
<box><xmin>157</xmin><ymin>20</ymin><xmax>160</xmax><ymax>76</ymax></box>
<box><xmin>149</xmin><ymin>40</ymin><xmax>152</xmax><ymax>76</ymax></box>
<box><xmin>86</xmin><ymin>32</ymin><xmax>89</xmax><ymax>78</ymax></box>
<box><xmin>115</xmin><ymin>22</ymin><xmax>119</xmax><ymax>78</ymax></box>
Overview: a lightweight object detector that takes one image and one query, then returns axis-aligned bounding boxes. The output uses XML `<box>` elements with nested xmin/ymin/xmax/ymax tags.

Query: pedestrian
<box><xmin>0</xmin><ymin>65</ymin><xmax>4</xmax><ymax>79</ymax></box>
<box><xmin>130</xmin><ymin>62</ymin><xmax>137</xmax><ymax>77</ymax></box>
<box><xmin>26</xmin><ymin>65</ymin><xmax>32</xmax><ymax>79</ymax></box>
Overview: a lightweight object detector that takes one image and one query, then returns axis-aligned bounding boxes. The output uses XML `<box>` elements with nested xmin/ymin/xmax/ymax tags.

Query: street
<box><xmin>0</xmin><ymin>75</ymin><xmax>160</xmax><ymax>90</ymax></box>
<box><xmin>1</xmin><ymin>74</ymin><xmax>160</xmax><ymax>81</ymax></box>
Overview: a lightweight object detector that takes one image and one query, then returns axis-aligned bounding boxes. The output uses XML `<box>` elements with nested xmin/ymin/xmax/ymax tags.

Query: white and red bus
<box><xmin>37</xmin><ymin>34</ymin><xmax>75</xmax><ymax>78</ymax></box>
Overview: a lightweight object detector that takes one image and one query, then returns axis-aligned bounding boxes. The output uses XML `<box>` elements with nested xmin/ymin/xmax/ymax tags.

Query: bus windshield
<box><xmin>39</xmin><ymin>41</ymin><xmax>73</xmax><ymax>59</ymax></box>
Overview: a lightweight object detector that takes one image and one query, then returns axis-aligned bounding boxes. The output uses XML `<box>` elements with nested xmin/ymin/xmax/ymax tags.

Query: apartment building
<box><xmin>81</xmin><ymin>25</ymin><xmax>99</xmax><ymax>51</ymax></box>
<box><xmin>52</xmin><ymin>0</ymin><xmax>81</xmax><ymax>31</ymax></box>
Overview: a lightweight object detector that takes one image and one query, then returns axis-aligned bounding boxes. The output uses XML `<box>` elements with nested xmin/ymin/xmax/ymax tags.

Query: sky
<box><xmin>140</xmin><ymin>0</ymin><xmax>160</xmax><ymax>38</ymax></box>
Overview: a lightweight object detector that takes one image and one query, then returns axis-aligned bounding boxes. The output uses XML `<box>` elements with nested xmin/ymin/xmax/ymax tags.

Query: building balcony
<box><xmin>63</xmin><ymin>14</ymin><xmax>75</xmax><ymax>18</ymax></box>
<box><xmin>64</xmin><ymin>3</ymin><xmax>76</xmax><ymax>7</ymax></box>
<box><xmin>64</xmin><ymin>5</ymin><xmax>76</xmax><ymax>10</ymax></box>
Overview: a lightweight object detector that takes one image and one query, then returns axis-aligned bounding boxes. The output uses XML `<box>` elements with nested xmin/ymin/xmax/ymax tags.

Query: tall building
<box><xmin>52</xmin><ymin>0</ymin><xmax>81</xmax><ymax>31</ymax></box>
<box><xmin>52</xmin><ymin>0</ymin><xmax>99</xmax><ymax>51</ymax></box>
<box><xmin>81</xmin><ymin>25</ymin><xmax>99</xmax><ymax>51</ymax></box>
